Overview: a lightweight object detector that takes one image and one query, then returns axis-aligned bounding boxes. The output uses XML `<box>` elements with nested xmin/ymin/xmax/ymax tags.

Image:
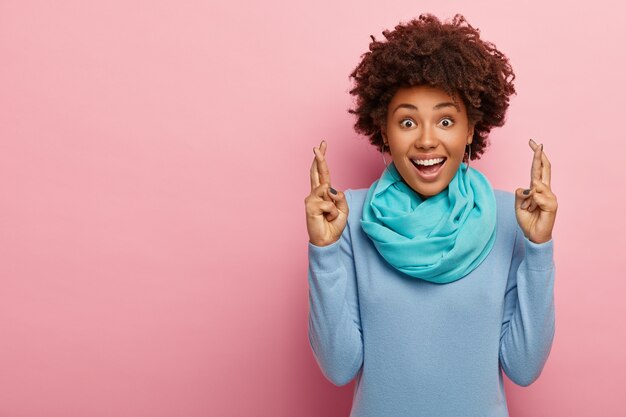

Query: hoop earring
<box><xmin>381</xmin><ymin>146</ymin><xmax>401</xmax><ymax>181</ymax></box>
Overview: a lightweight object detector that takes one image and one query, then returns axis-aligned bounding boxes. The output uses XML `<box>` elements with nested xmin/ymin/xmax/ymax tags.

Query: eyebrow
<box><xmin>392</xmin><ymin>102</ymin><xmax>460</xmax><ymax>114</ymax></box>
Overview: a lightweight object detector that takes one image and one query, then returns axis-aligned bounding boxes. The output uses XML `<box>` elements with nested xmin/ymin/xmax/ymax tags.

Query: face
<box><xmin>381</xmin><ymin>85</ymin><xmax>474</xmax><ymax>199</ymax></box>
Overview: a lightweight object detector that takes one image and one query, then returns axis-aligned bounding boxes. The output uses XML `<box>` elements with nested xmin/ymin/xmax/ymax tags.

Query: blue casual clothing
<box><xmin>307</xmin><ymin>188</ymin><xmax>555</xmax><ymax>417</ymax></box>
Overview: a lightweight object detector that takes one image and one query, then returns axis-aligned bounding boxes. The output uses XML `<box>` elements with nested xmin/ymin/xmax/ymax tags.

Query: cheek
<box><xmin>391</xmin><ymin>142</ymin><xmax>414</xmax><ymax>157</ymax></box>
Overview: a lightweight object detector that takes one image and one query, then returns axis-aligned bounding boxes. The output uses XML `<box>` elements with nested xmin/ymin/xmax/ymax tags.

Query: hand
<box><xmin>514</xmin><ymin>138</ymin><xmax>558</xmax><ymax>244</ymax></box>
<box><xmin>305</xmin><ymin>140</ymin><xmax>349</xmax><ymax>247</ymax></box>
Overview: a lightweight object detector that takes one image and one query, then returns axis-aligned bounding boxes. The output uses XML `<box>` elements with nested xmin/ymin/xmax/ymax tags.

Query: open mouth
<box><xmin>411</xmin><ymin>158</ymin><xmax>446</xmax><ymax>176</ymax></box>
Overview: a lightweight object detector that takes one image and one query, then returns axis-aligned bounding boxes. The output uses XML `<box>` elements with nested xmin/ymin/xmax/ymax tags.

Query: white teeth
<box><xmin>412</xmin><ymin>158</ymin><xmax>445</xmax><ymax>166</ymax></box>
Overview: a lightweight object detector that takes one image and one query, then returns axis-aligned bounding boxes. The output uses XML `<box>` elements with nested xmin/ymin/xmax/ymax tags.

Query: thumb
<box><xmin>328</xmin><ymin>187</ymin><xmax>348</xmax><ymax>213</ymax></box>
<box><xmin>514</xmin><ymin>187</ymin><xmax>533</xmax><ymax>210</ymax></box>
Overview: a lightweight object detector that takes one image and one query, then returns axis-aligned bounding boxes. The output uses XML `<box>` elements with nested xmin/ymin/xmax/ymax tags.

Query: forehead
<box><xmin>389</xmin><ymin>85</ymin><xmax>463</xmax><ymax>110</ymax></box>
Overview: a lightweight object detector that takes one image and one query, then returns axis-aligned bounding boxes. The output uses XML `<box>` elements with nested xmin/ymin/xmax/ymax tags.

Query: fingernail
<box><xmin>523</xmin><ymin>189</ymin><xmax>530</xmax><ymax>195</ymax></box>
<box><xmin>329</xmin><ymin>187</ymin><xmax>337</xmax><ymax>195</ymax></box>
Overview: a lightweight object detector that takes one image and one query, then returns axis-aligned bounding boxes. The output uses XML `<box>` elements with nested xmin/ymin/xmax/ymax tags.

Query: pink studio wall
<box><xmin>0</xmin><ymin>0</ymin><xmax>623</xmax><ymax>416</ymax></box>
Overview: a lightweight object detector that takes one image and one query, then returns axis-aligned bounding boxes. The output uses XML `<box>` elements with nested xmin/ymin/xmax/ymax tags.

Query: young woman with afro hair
<box><xmin>305</xmin><ymin>13</ymin><xmax>558</xmax><ymax>417</ymax></box>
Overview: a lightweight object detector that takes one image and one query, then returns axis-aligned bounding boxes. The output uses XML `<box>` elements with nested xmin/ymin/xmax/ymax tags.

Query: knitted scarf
<box><xmin>360</xmin><ymin>161</ymin><xmax>497</xmax><ymax>284</ymax></box>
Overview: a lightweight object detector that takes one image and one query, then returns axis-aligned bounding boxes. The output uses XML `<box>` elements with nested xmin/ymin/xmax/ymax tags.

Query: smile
<box><xmin>410</xmin><ymin>158</ymin><xmax>446</xmax><ymax>181</ymax></box>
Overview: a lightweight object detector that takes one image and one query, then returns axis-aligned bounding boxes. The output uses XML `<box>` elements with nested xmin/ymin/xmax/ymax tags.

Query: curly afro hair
<box><xmin>348</xmin><ymin>13</ymin><xmax>516</xmax><ymax>161</ymax></box>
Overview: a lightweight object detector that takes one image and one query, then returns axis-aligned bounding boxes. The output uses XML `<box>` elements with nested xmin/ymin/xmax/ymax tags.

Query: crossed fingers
<box><xmin>522</xmin><ymin>138</ymin><xmax>553</xmax><ymax>211</ymax></box>
<box><xmin>310</xmin><ymin>140</ymin><xmax>332</xmax><ymax>201</ymax></box>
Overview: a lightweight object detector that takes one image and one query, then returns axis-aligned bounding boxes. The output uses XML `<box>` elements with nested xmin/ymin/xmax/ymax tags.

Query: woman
<box><xmin>304</xmin><ymin>13</ymin><xmax>558</xmax><ymax>417</ymax></box>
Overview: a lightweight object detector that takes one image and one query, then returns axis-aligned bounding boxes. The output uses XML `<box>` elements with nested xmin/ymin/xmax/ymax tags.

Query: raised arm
<box><xmin>305</xmin><ymin>140</ymin><xmax>363</xmax><ymax>386</ymax></box>
<box><xmin>307</xmin><ymin>204</ymin><xmax>364</xmax><ymax>386</ymax></box>
<box><xmin>500</xmin><ymin>138</ymin><xmax>558</xmax><ymax>386</ymax></box>
<box><xmin>499</xmin><ymin>223</ymin><xmax>556</xmax><ymax>386</ymax></box>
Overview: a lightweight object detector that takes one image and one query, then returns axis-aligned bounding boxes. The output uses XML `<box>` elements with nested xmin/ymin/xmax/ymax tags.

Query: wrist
<box><xmin>308</xmin><ymin>239</ymin><xmax>342</xmax><ymax>272</ymax></box>
<box><xmin>309</xmin><ymin>237</ymin><xmax>340</xmax><ymax>247</ymax></box>
<box><xmin>522</xmin><ymin>235</ymin><xmax>554</xmax><ymax>270</ymax></box>
<box><xmin>528</xmin><ymin>234</ymin><xmax>552</xmax><ymax>244</ymax></box>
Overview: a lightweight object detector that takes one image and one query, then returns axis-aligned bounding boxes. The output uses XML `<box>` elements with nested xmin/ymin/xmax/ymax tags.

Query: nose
<box><xmin>414</xmin><ymin>125</ymin><xmax>438</xmax><ymax>150</ymax></box>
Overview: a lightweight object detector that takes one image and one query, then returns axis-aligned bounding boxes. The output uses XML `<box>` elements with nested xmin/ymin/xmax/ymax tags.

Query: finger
<box><xmin>521</xmin><ymin>188</ymin><xmax>557</xmax><ymax>213</ymax></box>
<box><xmin>311</xmin><ymin>182</ymin><xmax>330</xmax><ymax>199</ymax></box>
<box><xmin>518</xmin><ymin>189</ymin><xmax>537</xmax><ymax>211</ymax></box>
<box><xmin>307</xmin><ymin>197</ymin><xmax>339</xmax><ymax>221</ymax></box>
<box><xmin>519</xmin><ymin>181</ymin><xmax>554</xmax><ymax>212</ymax></box>
<box><xmin>305</xmin><ymin>185</ymin><xmax>331</xmax><ymax>213</ymax></box>
<box><xmin>530</xmin><ymin>139</ymin><xmax>552</xmax><ymax>187</ymax></box>
<box><xmin>529</xmin><ymin>189</ymin><xmax>558</xmax><ymax>212</ymax></box>
<box><xmin>313</xmin><ymin>148</ymin><xmax>330</xmax><ymax>201</ymax></box>
<box><xmin>315</xmin><ymin>143</ymin><xmax>332</xmax><ymax>187</ymax></box>
<box><xmin>521</xmin><ymin>193</ymin><xmax>534</xmax><ymax>210</ymax></box>
<box><xmin>328</xmin><ymin>187</ymin><xmax>348</xmax><ymax>214</ymax></box>
<box><xmin>541</xmin><ymin>148</ymin><xmax>551</xmax><ymax>188</ymax></box>
<box><xmin>310</xmin><ymin>149</ymin><xmax>320</xmax><ymax>192</ymax></box>
<box><xmin>313</xmin><ymin>183</ymin><xmax>341</xmax><ymax>206</ymax></box>
<box><xmin>529</xmin><ymin>139</ymin><xmax>542</xmax><ymax>188</ymax></box>
<box><xmin>319</xmin><ymin>200</ymin><xmax>339</xmax><ymax>220</ymax></box>
<box><xmin>515</xmin><ymin>187</ymin><xmax>528</xmax><ymax>209</ymax></box>
<box><xmin>531</xmin><ymin>177</ymin><xmax>556</xmax><ymax>198</ymax></box>
<box><xmin>515</xmin><ymin>187</ymin><xmax>534</xmax><ymax>209</ymax></box>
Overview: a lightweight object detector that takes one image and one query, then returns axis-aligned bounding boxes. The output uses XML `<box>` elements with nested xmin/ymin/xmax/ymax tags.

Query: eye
<box><xmin>400</xmin><ymin>118</ymin><xmax>415</xmax><ymax>128</ymax></box>
<box><xmin>439</xmin><ymin>117</ymin><xmax>455</xmax><ymax>128</ymax></box>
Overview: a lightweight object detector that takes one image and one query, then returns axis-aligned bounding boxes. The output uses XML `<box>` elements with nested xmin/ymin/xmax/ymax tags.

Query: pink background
<box><xmin>0</xmin><ymin>0</ymin><xmax>623</xmax><ymax>416</ymax></box>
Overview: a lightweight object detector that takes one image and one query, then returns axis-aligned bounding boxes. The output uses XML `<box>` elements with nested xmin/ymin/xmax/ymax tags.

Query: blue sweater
<box><xmin>307</xmin><ymin>188</ymin><xmax>555</xmax><ymax>417</ymax></box>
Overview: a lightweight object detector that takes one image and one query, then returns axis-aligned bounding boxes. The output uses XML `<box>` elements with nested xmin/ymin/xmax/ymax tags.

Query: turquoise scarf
<box><xmin>360</xmin><ymin>161</ymin><xmax>497</xmax><ymax>284</ymax></box>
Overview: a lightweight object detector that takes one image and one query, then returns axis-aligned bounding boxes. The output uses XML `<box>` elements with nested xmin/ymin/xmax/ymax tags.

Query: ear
<box><xmin>467</xmin><ymin>123</ymin><xmax>474</xmax><ymax>145</ymax></box>
<box><xmin>381</xmin><ymin>126</ymin><xmax>388</xmax><ymax>145</ymax></box>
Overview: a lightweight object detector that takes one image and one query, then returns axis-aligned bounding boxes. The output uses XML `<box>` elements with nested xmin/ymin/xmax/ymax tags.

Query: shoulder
<box><xmin>493</xmin><ymin>188</ymin><xmax>518</xmax><ymax>221</ymax></box>
<box><xmin>344</xmin><ymin>188</ymin><xmax>369</xmax><ymax>203</ymax></box>
<box><xmin>492</xmin><ymin>188</ymin><xmax>522</xmax><ymax>249</ymax></box>
<box><xmin>343</xmin><ymin>188</ymin><xmax>369</xmax><ymax>219</ymax></box>
<box><xmin>493</xmin><ymin>188</ymin><xmax>515</xmax><ymax>209</ymax></box>
<box><xmin>342</xmin><ymin>188</ymin><xmax>369</xmax><ymax>233</ymax></box>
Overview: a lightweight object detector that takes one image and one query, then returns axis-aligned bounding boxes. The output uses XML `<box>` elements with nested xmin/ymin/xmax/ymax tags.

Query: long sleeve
<box><xmin>499</xmin><ymin>224</ymin><xmax>556</xmax><ymax>387</ymax></box>
<box><xmin>307</xmin><ymin>192</ymin><xmax>364</xmax><ymax>386</ymax></box>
